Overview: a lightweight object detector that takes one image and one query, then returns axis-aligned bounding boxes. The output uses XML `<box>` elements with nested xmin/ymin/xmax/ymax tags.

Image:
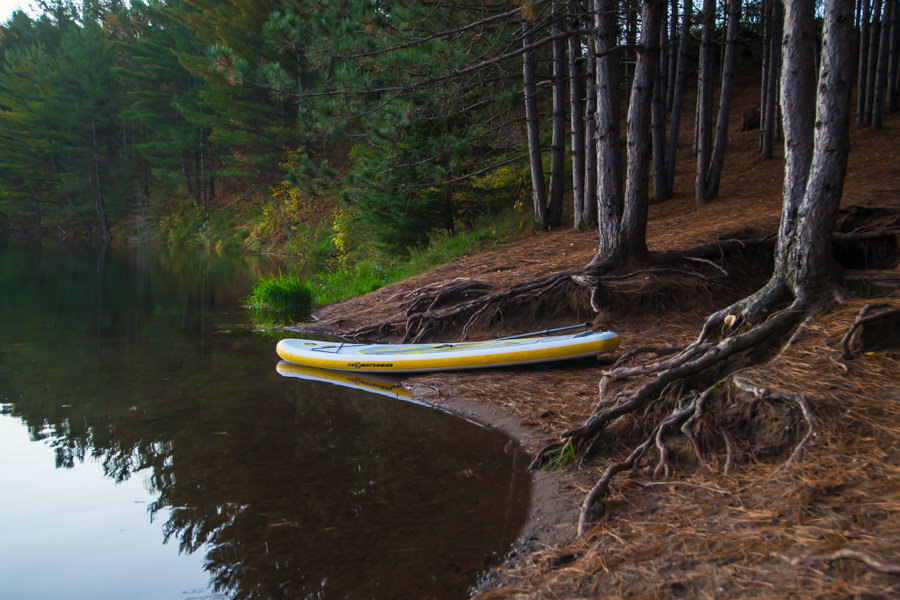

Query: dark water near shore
<box><xmin>0</xmin><ymin>243</ymin><xmax>531</xmax><ymax>600</ymax></box>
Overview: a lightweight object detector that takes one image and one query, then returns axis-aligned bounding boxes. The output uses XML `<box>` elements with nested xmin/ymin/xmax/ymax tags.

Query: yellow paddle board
<box><xmin>275</xmin><ymin>329</ymin><xmax>620</xmax><ymax>373</ymax></box>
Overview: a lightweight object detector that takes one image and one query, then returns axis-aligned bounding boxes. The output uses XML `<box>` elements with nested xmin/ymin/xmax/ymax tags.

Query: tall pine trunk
<box><xmin>873</xmin><ymin>0</ymin><xmax>894</xmax><ymax>127</ymax></box>
<box><xmin>762</xmin><ymin>0</ymin><xmax>783</xmax><ymax>158</ymax></box>
<box><xmin>651</xmin><ymin>12</ymin><xmax>669</xmax><ymax>204</ymax></box>
<box><xmin>695</xmin><ymin>0</ymin><xmax>716</xmax><ymax>208</ymax></box>
<box><xmin>864</xmin><ymin>0</ymin><xmax>883</xmax><ymax>125</ymax></box>
<box><xmin>665</xmin><ymin>0</ymin><xmax>692</xmax><ymax>196</ymax></box>
<box><xmin>619</xmin><ymin>0</ymin><xmax>664</xmax><ymax>260</ymax></box>
<box><xmin>90</xmin><ymin>113</ymin><xmax>111</xmax><ymax>241</ymax></box>
<box><xmin>779</xmin><ymin>0</ymin><xmax>854</xmax><ymax>299</ymax></box>
<box><xmin>522</xmin><ymin>24</ymin><xmax>548</xmax><ymax>229</ymax></box>
<box><xmin>704</xmin><ymin>0</ymin><xmax>743</xmax><ymax>202</ymax></box>
<box><xmin>889</xmin><ymin>0</ymin><xmax>900</xmax><ymax>112</ymax></box>
<box><xmin>666</xmin><ymin>0</ymin><xmax>679</xmax><ymax>112</ymax></box>
<box><xmin>585</xmin><ymin>31</ymin><xmax>599</xmax><ymax>227</ymax></box>
<box><xmin>549</xmin><ymin>1</ymin><xmax>567</xmax><ymax>227</ymax></box>
<box><xmin>594</xmin><ymin>0</ymin><xmax>623</xmax><ymax>259</ymax></box>
<box><xmin>760</xmin><ymin>0</ymin><xmax>771</xmax><ymax>149</ymax></box>
<box><xmin>774</xmin><ymin>0</ymin><xmax>817</xmax><ymax>283</ymax></box>
<box><xmin>569</xmin><ymin>0</ymin><xmax>588</xmax><ymax>230</ymax></box>
<box><xmin>858</xmin><ymin>0</ymin><xmax>873</xmax><ymax>124</ymax></box>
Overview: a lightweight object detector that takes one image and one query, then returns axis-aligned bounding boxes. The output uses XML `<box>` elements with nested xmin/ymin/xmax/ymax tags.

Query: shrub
<box><xmin>246</xmin><ymin>274</ymin><xmax>315</xmax><ymax>323</ymax></box>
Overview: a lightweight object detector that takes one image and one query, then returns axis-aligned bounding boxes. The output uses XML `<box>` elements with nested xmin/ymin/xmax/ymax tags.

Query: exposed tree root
<box><xmin>840</xmin><ymin>303</ymin><xmax>900</xmax><ymax>358</ymax></box>
<box><xmin>527</xmin><ymin>289</ymin><xmax>815</xmax><ymax>535</ymax></box>
<box><xmin>335</xmin><ymin>235</ymin><xmax>773</xmax><ymax>343</ymax></box>
<box><xmin>778</xmin><ymin>548</ymin><xmax>900</xmax><ymax>575</ymax></box>
<box><xmin>730</xmin><ymin>377</ymin><xmax>818</xmax><ymax>470</ymax></box>
<box><xmin>841</xmin><ymin>270</ymin><xmax>900</xmax><ymax>295</ymax></box>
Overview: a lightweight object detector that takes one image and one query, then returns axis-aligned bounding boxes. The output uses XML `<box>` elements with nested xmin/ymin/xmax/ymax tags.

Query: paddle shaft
<box><xmin>494</xmin><ymin>322</ymin><xmax>592</xmax><ymax>341</ymax></box>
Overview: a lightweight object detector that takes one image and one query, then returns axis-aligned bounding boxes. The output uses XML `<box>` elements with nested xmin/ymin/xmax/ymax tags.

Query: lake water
<box><xmin>0</xmin><ymin>243</ymin><xmax>531</xmax><ymax>600</ymax></box>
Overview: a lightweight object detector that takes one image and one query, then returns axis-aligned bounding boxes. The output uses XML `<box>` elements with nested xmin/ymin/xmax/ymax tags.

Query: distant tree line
<box><xmin>0</xmin><ymin>1</ymin><xmax>897</xmax><ymax>253</ymax></box>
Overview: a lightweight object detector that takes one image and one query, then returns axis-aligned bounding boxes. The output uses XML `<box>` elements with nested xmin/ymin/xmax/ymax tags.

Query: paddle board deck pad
<box><xmin>275</xmin><ymin>330</ymin><xmax>620</xmax><ymax>373</ymax></box>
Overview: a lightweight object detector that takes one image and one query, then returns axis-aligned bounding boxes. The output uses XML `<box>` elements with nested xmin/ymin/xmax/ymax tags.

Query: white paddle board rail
<box><xmin>276</xmin><ymin>326</ymin><xmax>620</xmax><ymax>373</ymax></box>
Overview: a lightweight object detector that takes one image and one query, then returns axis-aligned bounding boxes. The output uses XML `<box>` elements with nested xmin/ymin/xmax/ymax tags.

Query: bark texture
<box><xmin>569</xmin><ymin>0</ymin><xmax>588</xmax><ymax>230</ymax></box>
<box><xmin>522</xmin><ymin>23</ymin><xmax>548</xmax><ymax>228</ymax></box>
<box><xmin>864</xmin><ymin>0</ymin><xmax>883</xmax><ymax>125</ymax></box>
<box><xmin>695</xmin><ymin>0</ymin><xmax>717</xmax><ymax>207</ymax></box>
<box><xmin>782</xmin><ymin>0</ymin><xmax>855</xmax><ymax>297</ymax></box>
<box><xmin>774</xmin><ymin>0</ymin><xmax>818</xmax><ymax>284</ymax></box>
<box><xmin>619</xmin><ymin>0</ymin><xmax>665</xmax><ymax>259</ymax></box>
<box><xmin>665</xmin><ymin>0</ymin><xmax>692</xmax><ymax>196</ymax></box>
<box><xmin>762</xmin><ymin>0</ymin><xmax>783</xmax><ymax>157</ymax></box>
<box><xmin>593</xmin><ymin>0</ymin><xmax>623</xmax><ymax>259</ymax></box>
<box><xmin>704</xmin><ymin>0</ymin><xmax>743</xmax><ymax>202</ymax></box>
<box><xmin>651</xmin><ymin>11</ymin><xmax>669</xmax><ymax>204</ymax></box>
<box><xmin>549</xmin><ymin>1</ymin><xmax>567</xmax><ymax>226</ymax></box>
<box><xmin>873</xmin><ymin>0</ymin><xmax>894</xmax><ymax>127</ymax></box>
<box><xmin>858</xmin><ymin>0</ymin><xmax>873</xmax><ymax>124</ymax></box>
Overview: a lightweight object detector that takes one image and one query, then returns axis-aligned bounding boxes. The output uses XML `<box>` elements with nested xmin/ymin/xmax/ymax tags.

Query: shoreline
<box><xmin>403</xmin><ymin>379</ymin><xmax>580</xmax><ymax>587</ymax></box>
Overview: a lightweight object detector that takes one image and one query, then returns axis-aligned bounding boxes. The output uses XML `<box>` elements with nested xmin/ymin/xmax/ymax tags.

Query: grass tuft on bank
<box><xmin>247</xmin><ymin>273</ymin><xmax>316</xmax><ymax>324</ymax></box>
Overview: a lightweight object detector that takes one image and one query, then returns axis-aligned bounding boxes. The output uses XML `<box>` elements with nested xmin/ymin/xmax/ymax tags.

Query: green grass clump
<box><xmin>247</xmin><ymin>274</ymin><xmax>315</xmax><ymax>323</ymax></box>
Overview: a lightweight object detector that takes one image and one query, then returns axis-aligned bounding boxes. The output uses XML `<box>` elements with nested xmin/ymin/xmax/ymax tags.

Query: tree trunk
<box><xmin>593</xmin><ymin>0</ymin><xmax>623</xmax><ymax>259</ymax></box>
<box><xmin>522</xmin><ymin>23</ymin><xmax>548</xmax><ymax>229</ymax></box>
<box><xmin>651</xmin><ymin>11</ymin><xmax>669</xmax><ymax>204</ymax></box>
<box><xmin>864</xmin><ymin>0</ymin><xmax>883</xmax><ymax>125</ymax></box>
<box><xmin>625</xmin><ymin>1</ymin><xmax>639</xmax><ymax>89</ymax></box>
<box><xmin>585</xmin><ymin>31</ymin><xmax>599</xmax><ymax>227</ymax></box>
<box><xmin>762</xmin><ymin>0</ymin><xmax>783</xmax><ymax>158</ymax></box>
<box><xmin>760</xmin><ymin>0</ymin><xmax>771</xmax><ymax>150</ymax></box>
<box><xmin>666</xmin><ymin>0</ymin><xmax>679</xmax><ymax>112</ymax></box>
<box><xmin>889</xmin><ymin>0</ymin><xmax>900</xmax><ymax>112</ymax></box>
<box><xmin>780</xmin><ymin>0</ymin><xmax>855</xmax><ymax>299</ymax></box>
<box><xmin>665</xmin><ymin>0</ymin><xmax>692</xmax><ymax>196</ymax></box>
<box><xmin>549</xmin><ymin>1</ymin><xmax>567</xmax><ymax>227</ymax></box>
<box><xmin>695</xmin><ymin>0</ymin><xmax>716</xmax><ymax>208</ymax></box>
<box><xmin>693</xmin><ymin>75</ymin><xmax>701</xmax><ymax>156</ymax></box>
<box><xmin>704</xmin><ymin>0</ymin><xmax>743</xmax><ymax>202</ymax></box>
<box><xmin>858</xmin><ymin>0</ymin><xmax>873</xmax><ymax>124</ymax></box>
<box><xmin>90</xmin><ymin>113</ymin><xmax>111</xmax><ymax>241</ymax></box>
<box><xmin>873</xmin><ymin>0</ymin><xmax>894</xmax><ymax>127</ymax></box>
<box><xmin>774</xmin><ymin>0</ymin><xmax>818</xmax><ymax>283</ymax></box>
<box><xmin>569</xmin><ymin>0</ymin><xmax>588</xmax><ymax>230</ymax></box>
<box><xmin>619</xmin><ymin>0</ymin><xmax>665</xmax><ymax>260</ymax></box>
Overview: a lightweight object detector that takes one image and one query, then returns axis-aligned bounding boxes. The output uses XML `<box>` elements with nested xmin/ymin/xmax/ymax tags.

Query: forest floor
<box><xmin>300</xmin><ymin>80</ymin><xmax>900</xmax><ymax>598</ymax></box>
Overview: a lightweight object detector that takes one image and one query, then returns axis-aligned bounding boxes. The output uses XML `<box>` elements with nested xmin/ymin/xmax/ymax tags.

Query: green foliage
<box><xmin>0</xmin><ymin>0</ymin><xmax>530</xmax><ymax>250</ymax></box>
<box><xmin>308</xmin><ymin>204</ymin><xmax>527</xmax><ymax>307</ymax></box>
<box><xmin>246</xmin><ymin>273</ymin><xmax>315</xmax><ymax>323</ymax></box>
<box><xmin>246</xmin><ymin>179</ymin><xmax>316</xmax><ymax>257</ymax></box>
<box><xmin>543</xmin><ymin>439</ymin><xmax>577</xmax><ymax>471</ymax></box>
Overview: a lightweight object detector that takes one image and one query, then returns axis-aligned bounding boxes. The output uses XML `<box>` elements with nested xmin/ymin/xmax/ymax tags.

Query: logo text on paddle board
<box><xmin>347</xmin><ymin>361</ymin><xmax>394</xmax><ymax>369</ymax></box>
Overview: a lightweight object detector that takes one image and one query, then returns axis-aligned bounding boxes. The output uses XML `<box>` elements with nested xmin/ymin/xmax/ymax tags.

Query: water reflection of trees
<box><xmin>11</xmin><ymin>372</ymin><xmax>529</xmax><ymax>599</ymax></box>
<box><xmin>2</xmin><ymin>243</ymin><xmax>529</xmax><ymax>599</ymax></box>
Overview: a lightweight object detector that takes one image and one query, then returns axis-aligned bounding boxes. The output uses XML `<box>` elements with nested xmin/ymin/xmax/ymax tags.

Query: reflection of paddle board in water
<box><xmin>275</xmin><ymin>327</ymin><xmax>620</xmax><ymax>373</ymax></box>
<box><xmin>276</xmin><ymin>361</ymin><xmax>422</xmax><ymax>403</ymax></box>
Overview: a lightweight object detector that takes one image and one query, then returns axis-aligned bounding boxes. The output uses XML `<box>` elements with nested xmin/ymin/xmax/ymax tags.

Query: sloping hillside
<box><xmin>304</xmin><ymin>84</ymin><xmax>900</xmax><ymax>598</ymax></box>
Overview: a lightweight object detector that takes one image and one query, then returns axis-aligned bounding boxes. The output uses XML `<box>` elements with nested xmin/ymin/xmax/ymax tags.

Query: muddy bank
<box><xmin>404</xmin><ymin>375</ymin><xmax>581</xmax><ymax>552</ymax></box>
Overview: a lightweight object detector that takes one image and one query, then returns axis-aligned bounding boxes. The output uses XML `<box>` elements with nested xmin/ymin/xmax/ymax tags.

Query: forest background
<box><xmin>7</xmin><ymin>0</ymin><xmax>887</xmax><ymax>304</ymax></box>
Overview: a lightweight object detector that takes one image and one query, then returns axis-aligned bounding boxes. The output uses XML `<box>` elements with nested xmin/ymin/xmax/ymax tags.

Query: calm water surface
<box><xmin>0</xmin><ymin>243</ymin><xmax>531</xmax><ymax>600</ymax></box>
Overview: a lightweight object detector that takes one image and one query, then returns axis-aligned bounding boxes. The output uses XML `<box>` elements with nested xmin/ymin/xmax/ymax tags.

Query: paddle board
<box><xmin>275</xmin><ymin>329</ymin><xmax>620</xmax><ymax>373</ymax></box>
